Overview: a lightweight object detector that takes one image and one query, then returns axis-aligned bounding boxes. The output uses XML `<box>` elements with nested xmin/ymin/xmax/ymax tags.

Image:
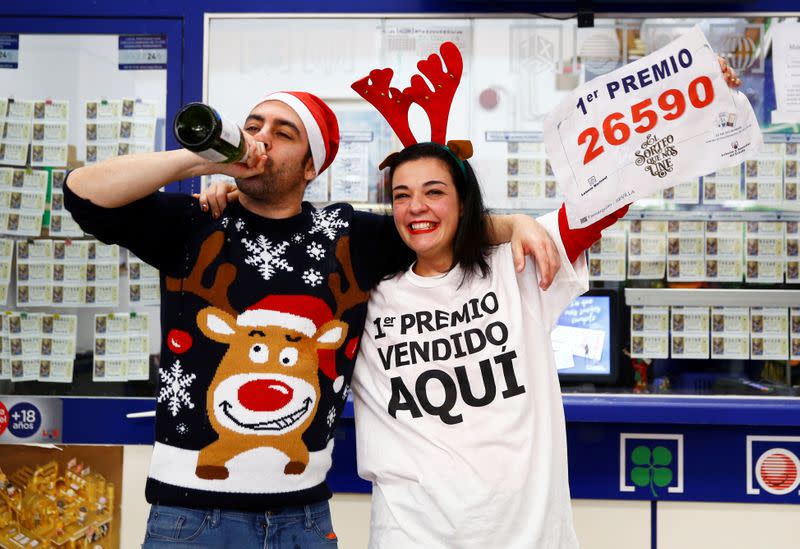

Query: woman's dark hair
<box><xmin>386</xmin><ymin>142</ymin><xmax>491</xmax><ymax>281</ymax></box>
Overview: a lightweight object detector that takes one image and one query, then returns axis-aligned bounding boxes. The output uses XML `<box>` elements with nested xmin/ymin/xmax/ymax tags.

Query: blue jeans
<box><xmin>142</xmin><ymin>500</ymin><xmax>339</xmax><ymax>549</ymax></box>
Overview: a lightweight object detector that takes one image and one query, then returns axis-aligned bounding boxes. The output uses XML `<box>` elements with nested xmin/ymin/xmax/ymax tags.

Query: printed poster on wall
<box><xmin>118</xmin><ymin>34</ymin><xmax>167</xmax><ymax>71</ymax></box>
<box><xmin>771</xmin><ymin>21</ymin><xmax>800</xmax><ymax>123</ymax></box>
<box><xmin>0</xmin><ymin>34</ymin><xmax>19</xmax><ymax>69</ymax></box>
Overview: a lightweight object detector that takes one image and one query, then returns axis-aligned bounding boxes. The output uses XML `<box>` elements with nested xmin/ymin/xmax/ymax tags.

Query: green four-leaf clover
<box><xmin>630</xmin><ymin>445</ymin><xmax>673</xmax><ymax>498</ymax></box>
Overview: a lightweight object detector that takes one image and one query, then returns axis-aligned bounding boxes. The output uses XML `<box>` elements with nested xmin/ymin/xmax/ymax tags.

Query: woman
<box><xmin>349</xmin><ymin>141</ymin><xmax>621</xmax><ymax>548</ymax></box>
<box><xmin>349</xmin><ymin>52</ymin><xmax>741</xmax><ymax>546</ymax></box>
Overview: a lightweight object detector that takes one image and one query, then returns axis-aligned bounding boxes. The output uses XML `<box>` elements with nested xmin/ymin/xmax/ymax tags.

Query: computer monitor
<box><xmin>553</xmin><ymin>289</ymin><xmax>619</xmax><ymax>384</ymax></box>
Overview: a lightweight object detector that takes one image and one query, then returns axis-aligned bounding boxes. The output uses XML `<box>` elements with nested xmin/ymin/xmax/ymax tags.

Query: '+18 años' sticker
<box><xmin>8</xmin><ymin>402</ymin><xmax>41</xmax><ymax>438</ymax></box>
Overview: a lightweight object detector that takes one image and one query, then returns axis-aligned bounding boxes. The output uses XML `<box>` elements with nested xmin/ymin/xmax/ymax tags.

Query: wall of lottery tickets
<box><xmin>0</xmin><ymin>95</ymin><xmax>162</xmax><ymax>394</ymax></box>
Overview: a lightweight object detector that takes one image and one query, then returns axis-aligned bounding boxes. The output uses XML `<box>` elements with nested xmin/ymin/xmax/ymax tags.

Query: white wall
<box><xmin>573</xmin><ymin>500</ymin><xmax>650</xmax><ymax>549</ymax></box>
<box><xmin>329</xmin><ymin>493</ymin><xmax>371</xmax><ymax>548</ymax></box>
<box><xmin>658</xmin><ymin>500</ymin><xmax>800</xmax><ymax>549</ymax></box>
<box><xmin>121</xmin><ymin>445</ymin><xmax>153</xmax><ymax>548</ymax></box>
<box><xmin>120</xmin><ymin>446</ymin><xmax>799</xmax><ymax>549</ymax></box>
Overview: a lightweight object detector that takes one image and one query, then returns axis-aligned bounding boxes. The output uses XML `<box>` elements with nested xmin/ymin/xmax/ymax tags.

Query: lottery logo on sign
<box><xmin>8</xmin><ymin>402</ymin><xmax>41</xmax><ymax>438</ymax></box>
<box><xmin>756</xmin><ymin>449</ymin><xmax>799</xmax><ymax>495</ymax></box>
<box><xmin>0</xmin><ymin>401</ymin><xmax>8</xmax><ymax>436</ymax></box>
<box><xmin>620</xmin><ymin>433</ymin><xmax>684</xmax><ymax>496</ymax></box>
<box><xmin>746</xmin><ymin>436</ymin><xmax>800</xmax><ymax>497</ymax></box>
<box><xmin>635</xmin><ymin>134</ymin><xmax>678</xmax><ymax>178</ymax></box>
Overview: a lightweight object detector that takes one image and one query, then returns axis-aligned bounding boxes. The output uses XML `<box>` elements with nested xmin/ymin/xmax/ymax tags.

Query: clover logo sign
<box><xmin>620</xmin><ymin>434</ymin><xmax>683</xmax><ymax>496</ymax></box>
<box><xmin>631</xmin><ymin>445</ymin><xmax>673</xmax><ymax>498</ymax></box>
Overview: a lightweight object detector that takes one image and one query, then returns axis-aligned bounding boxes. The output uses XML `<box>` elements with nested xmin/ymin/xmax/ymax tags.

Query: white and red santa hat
<box><xmin>257</xmin><ymin>91</ymin><xmax>340</xmax><ymax>176</ymax></box>
<box><xmin>237</xmin><ymin>295</ymin><xmax>344</xmax><ymax>391</ymax></box>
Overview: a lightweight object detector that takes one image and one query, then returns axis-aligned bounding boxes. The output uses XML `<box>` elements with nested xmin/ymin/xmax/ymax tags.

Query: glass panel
<box><xmin>0</xmin><ymin>33</ymin><xmax>168</xmax><ymax>397</ymax></box>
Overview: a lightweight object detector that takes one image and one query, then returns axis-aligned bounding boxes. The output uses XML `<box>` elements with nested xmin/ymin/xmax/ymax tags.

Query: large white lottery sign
<box><xmin>545</xmin><ymin>26</ymin><xmax>762</xmax><ymax>228</ymax></box>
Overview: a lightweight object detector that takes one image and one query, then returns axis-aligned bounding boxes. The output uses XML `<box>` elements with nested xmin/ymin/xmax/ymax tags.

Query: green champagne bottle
<box><xmin>173</xmin><ymin>103</ymin><xmax>248</xmax><ymax>163</ymax></box>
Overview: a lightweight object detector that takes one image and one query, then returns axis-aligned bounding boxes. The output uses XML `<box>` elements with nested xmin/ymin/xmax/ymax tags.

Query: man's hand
<box><xmin>195</xmin><ymin>181</ymin><xmax>241</xmax><ymax>218</ymax></box>
<box><xmin>198</xmin><ymin>135</ymin><xmax>269</xmax><ymax>181</ymax></box>
<box><xmin>718</xmin><ymin>56</ymin><xmax>741</xmax><ymax>88</ymax></box>
<box><xmin>507</xmin><ymin>214</ymin><xmax>561</xmax><ymax>289</ymax></box>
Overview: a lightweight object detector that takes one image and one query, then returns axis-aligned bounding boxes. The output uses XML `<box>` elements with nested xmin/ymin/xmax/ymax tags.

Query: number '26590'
<box><xmin>578</xmin><ymin>75</ymin><xmax>715</xmax><ymax>166</ymax></box>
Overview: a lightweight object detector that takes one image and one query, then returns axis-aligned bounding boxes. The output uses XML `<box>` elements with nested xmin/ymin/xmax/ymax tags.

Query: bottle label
<box><xmin>194</xmin><ymin>148</ymin><xmax>228</xmax><ymax>163</ymax></box>
<box><xmin>219</xmin><ymin>117</ymin><xmax>241</xmax><ymax>149</ymax></box>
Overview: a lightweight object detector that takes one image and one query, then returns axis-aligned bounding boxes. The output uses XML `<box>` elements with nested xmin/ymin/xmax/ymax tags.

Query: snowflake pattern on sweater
<box><xmin>158</xmin><ymin>360</ymin><xmax>196</xmax><ymax>416</ymax></box>
<box><xmin>241</xmin><ymin>235</ymin><xmax>293</xmax><ymax>280</ymax></box>
<box><xmin>310</xmin><ymin>208</ymin><xmax>349</xmax><ymax>240</ymax></box>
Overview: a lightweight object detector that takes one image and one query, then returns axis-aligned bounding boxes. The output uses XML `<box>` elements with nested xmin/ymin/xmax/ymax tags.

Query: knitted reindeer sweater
<box><xmin>64</xmin><ymin>178</ymin><xmax>409</xmax><ymax>510</ymax></box>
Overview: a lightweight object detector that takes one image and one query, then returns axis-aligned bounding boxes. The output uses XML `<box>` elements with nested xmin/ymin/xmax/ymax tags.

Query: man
<box><xmin>65</xmin><ymin>91</ymin><xmax>561</xmax><ymax>548</ymax></box>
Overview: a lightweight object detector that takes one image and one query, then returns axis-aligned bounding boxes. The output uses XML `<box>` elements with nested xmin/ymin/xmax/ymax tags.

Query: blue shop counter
<box><xmin>4</xmin><ymin>394</ymin><xmax>799</xmax><ymax>505</ymax></box>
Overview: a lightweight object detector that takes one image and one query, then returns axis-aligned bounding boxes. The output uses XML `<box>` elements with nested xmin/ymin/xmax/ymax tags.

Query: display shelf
<box><xmin>354</xmin><ymin>203</ymin><xmax>392</xmax><ymax>214</ymax></box>
<box><xmin>563</xmin><ymin>394</ymin><xmax>800</xmax><ymax>427</ymax></box>
<box><xmin>624</xmin><ymin>206</ymin><xmax>800</xmax><ymax>222</ymax></box>
<box><xmin>492</xmin><ymin>209</ymin><xmax>800</xmax><ymax>221</ymax></box>
<box><xmin>763</xmin><ymin>133</ymin><xmax>800</xmax><ymax>144</ymax></box>
<box><xmin>624</xmin><ymin>288</ymin><xmax>800</xmax><ymax>307</ymax></box>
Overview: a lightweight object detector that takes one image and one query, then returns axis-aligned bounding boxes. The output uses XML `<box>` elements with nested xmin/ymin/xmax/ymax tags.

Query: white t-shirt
<box><xmin>352</xmin><ymin>211</ymin><xmax>588</xmax><ymax>549</ymax></box>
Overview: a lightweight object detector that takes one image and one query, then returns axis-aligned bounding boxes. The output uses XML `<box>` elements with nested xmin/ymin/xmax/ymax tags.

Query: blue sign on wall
<box><xmin>118</xmin><ymin>34</ymin><xmax>167</xmax><ymax>70</ymax></box>
<box><xmin>746</xmin><ymin>436</ymin><xmax>800</xmax><ymax>498</ymax></box>
<box><xmin>0</xmin><ymin>34</ymin><xmax>19</xmax><ymax>69</ymax></box>
<box><xmin>620</xmin><ymin>433</ymin><xmax>683</xmax><ymax>498</ymax></box>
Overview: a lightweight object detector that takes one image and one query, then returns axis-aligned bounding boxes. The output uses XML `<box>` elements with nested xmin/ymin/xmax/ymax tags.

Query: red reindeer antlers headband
<box><xmin>351</xmin><ymin>41</ymin><xmax>473</xmax><ymax>165</ymax></box>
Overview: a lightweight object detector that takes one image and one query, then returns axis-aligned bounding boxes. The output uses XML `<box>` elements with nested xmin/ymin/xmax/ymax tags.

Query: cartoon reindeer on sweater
<box><xmin>165</xmin><ymin>232</ymin><xmax>367</xmax><ymax>480</ymax></box>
